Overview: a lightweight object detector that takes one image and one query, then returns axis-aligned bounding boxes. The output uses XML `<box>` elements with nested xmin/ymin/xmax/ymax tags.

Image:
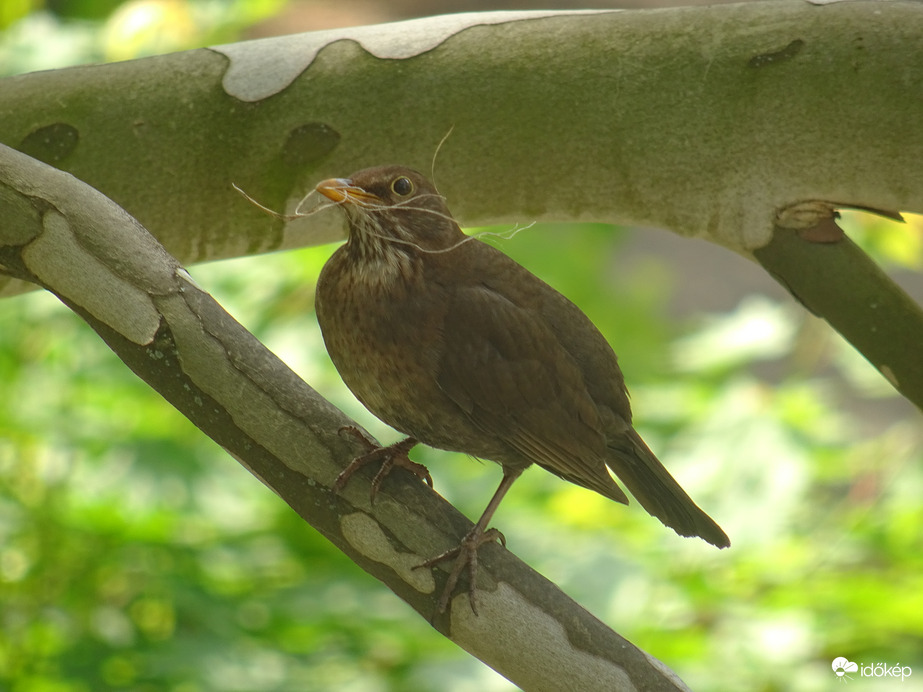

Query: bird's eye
<box><xmin>391</xmin><ymin>176</ymin><xmax>414</xmax><ymax>196</ymax></box>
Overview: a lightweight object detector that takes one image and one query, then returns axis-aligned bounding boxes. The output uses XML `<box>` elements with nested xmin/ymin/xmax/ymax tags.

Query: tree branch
<box><xmin>754</xmin><ymin>204</ymin><xmax>923</xmax><ymax>410</ymax></box>
<box><xmin>1</xmin><ymin>2</ymin><xmax>920</xmax><ymax>270</ymax></box>
<box><xmin>1</xmin><ymin>1</ymin><xmax>921</xmax><ymax>410</ymax></box>
<box><xmin>0</xmin><ymin>143</ymin><xmax>691</xmax><ymax>691</ymax></box>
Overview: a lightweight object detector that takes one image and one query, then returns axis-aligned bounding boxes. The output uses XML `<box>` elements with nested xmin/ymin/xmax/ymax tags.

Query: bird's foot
<box><xmin>334</xmin><ymin>427</ymin><xmax>433</xmax><ymax>502</ymax></box>
<box><xmin>416</xmin><ymin>524</ymin><xmax>506</xmax><ymax>615</ymax></box>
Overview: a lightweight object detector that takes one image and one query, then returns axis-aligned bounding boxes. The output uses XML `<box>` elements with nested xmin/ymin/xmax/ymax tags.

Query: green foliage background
<box><xmin>2</xmin><ymin>2</ymin><xmax>922</xmax><ymax>690</ymax></box>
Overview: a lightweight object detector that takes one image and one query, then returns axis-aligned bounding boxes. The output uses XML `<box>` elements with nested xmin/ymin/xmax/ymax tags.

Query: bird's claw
<box><xmin>415</xmin><ymin>526</ymin><xmax>505</xmax><ymax>615</ymax></box>
<box><xmin>334</xmin><ymin>427</ymin><xmax>432</xmax><ymax>502</ymax></box>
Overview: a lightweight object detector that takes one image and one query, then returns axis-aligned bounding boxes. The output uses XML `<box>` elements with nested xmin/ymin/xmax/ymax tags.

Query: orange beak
<box><xmin>315</xmin><ymin>178</ymin><xmax>380</xmax><ymax>206</ymax></box>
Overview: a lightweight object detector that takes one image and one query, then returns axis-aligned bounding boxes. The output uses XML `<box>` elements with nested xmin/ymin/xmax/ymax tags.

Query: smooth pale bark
<box><xmin>0</xmin><ymin>1</ymin><xmax>920</xmax><ymax>266</ymax></box>
<box><xmin>2</xmin><ymin>1</ymin><xmax>920</xmax><ymax>406</ymax></box>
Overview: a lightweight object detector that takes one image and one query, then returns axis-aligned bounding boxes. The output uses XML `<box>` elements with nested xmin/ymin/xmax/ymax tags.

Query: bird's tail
<box><xmin>607</xmin><ymin>429</ymin><xmax>730</xmax><ymax>548</ymax></box>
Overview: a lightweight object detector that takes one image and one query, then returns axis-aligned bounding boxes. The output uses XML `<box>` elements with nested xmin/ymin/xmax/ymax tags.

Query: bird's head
<box><xmin>316</xmin><ymin>166</ymin><xmax>463</xmax><ymax>262</ymax></box>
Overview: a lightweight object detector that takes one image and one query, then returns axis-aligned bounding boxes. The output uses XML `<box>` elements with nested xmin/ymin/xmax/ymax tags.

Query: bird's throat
<box><xmin>344</xmin><ymin>214</ymin><xmax>417</xmax><ymax>289</ymax></box>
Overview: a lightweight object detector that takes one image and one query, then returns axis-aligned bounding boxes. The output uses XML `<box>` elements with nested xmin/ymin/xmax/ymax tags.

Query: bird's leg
<box><xmin>335</xmin><ymin>427</ymin><xmax>433</xmax><ymax>502</ymax></box>
<box><xmin>416</xmin><ymin>467</ymin><xmax>523</xmax><ymax>615</ymax></box>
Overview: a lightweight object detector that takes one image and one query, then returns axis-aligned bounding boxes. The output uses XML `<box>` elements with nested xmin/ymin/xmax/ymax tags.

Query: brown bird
<box><xmin>314</xmin><ymin>165</ymin><xmax>729</xmax><ymax>613</ymax></box>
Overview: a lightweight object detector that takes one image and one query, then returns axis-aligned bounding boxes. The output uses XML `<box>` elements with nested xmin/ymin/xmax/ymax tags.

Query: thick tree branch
<box><xmin>0</xmin><ymin>143</ymin><xmax>691</xmax><ymax>691</ymax></box>
<box><xmin>1</xmin><ymin>1</ymin><xmax>921</xmax><ymax>268</ymax></box>
<box><xmin>1</xmin><ymin>1</ymin><xmax>921</xmax><ymax>410</ymax></box>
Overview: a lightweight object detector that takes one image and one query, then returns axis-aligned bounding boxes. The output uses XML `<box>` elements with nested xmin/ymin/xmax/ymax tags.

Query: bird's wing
<box><xmin>435</xmin><ymin>280</ymin><xmax>629</xmax><ymax>504</ymax></box>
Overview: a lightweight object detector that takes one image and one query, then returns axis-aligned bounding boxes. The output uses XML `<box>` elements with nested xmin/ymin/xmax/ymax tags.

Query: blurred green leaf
<box><xmin>0</xmin><ymin>0</ymin><xmax>287</xmax><ymax>75</ymax></box>
<box><xmin>0</xmin><ymin>0</ymin><xmax>34</xmax><ymax>30</ymax></box>
<box><xmin>841</xmin><ymin>210</ymin><xmax>923</xmax><ymax>271</ymax></box>
<box><xmin>672</xmin><ymin>296</ymin><xmax>798</xmax><ymax>374</ymax></box>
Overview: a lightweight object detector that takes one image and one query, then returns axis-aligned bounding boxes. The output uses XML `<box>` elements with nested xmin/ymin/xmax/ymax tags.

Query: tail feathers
<box><xmin>607</xmin><ymin>429</ymin><xmax>730</xmax><ymax>549</ymax></box>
